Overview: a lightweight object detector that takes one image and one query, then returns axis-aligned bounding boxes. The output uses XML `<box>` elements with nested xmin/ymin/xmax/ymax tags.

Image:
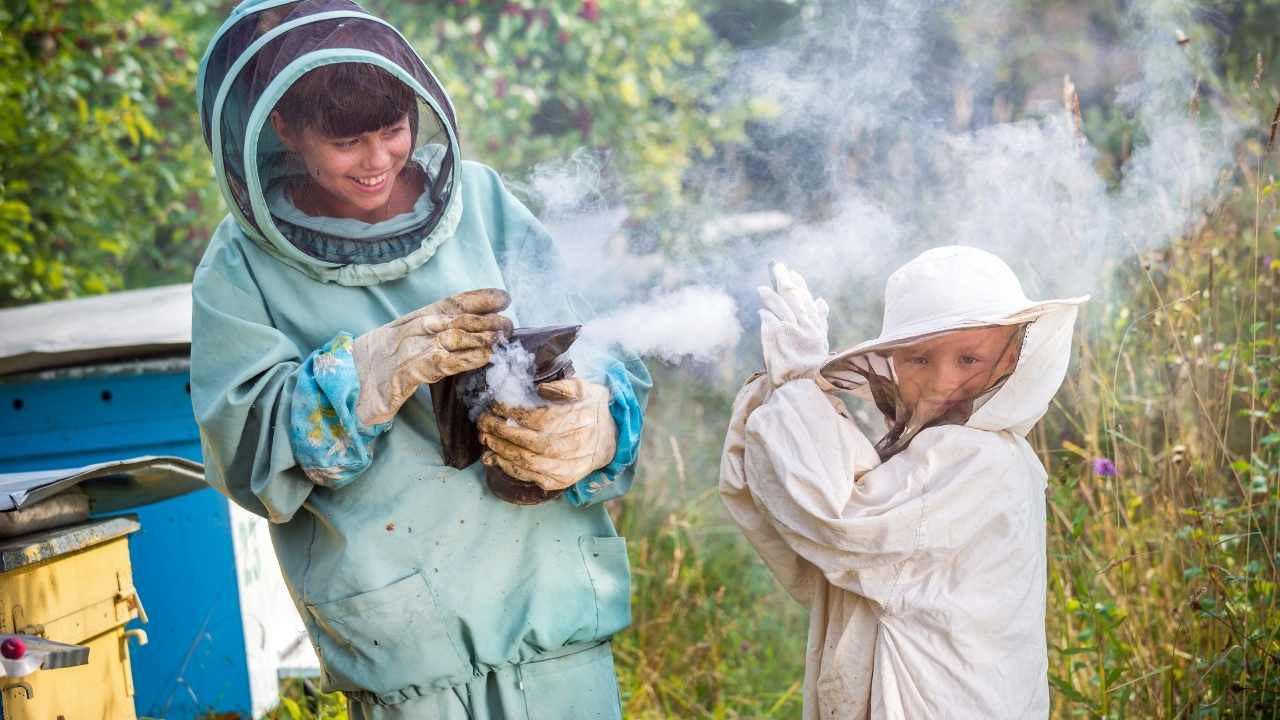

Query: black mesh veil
<box><xmin>822</xmin><ymin>325</ymin><xmax>1028</xmax><ymax>461</ymax></box>
<box><xmin>197</xmin><ymin>0</ymin><xmax>459</xmax><ymax>263</ymax></box>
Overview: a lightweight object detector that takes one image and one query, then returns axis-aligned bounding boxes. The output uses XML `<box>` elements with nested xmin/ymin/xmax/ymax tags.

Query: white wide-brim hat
<box><xmin>824</xmin><ymin>245</ymin><xmax>1089</xmax><ymax>368</ymax></box>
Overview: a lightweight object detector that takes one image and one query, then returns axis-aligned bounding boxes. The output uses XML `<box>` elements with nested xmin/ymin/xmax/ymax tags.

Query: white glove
<box><xmin>353</xmin><ymin>289</ymin><xmax>513</xmax><ymax>426</ymax></box>
<box><xmin>757</xmin><ymin>262</ymin><xmax>830</xmax><ymax>387</ymax></box>
<box><xmin>476</xmin><ymin>378</ymin><xmax>617</xmax><ymax>491</ymax></box>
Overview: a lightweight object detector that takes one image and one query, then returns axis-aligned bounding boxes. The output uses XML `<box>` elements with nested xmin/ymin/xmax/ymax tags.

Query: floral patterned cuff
<box><xmin>289</xmin><ymin>332</ymin><xmax>390</xmax><ymax>489</ymax></box>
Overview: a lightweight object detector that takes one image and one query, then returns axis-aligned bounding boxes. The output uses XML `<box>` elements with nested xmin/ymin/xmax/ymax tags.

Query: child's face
<box><xmin>274</xmin><ymin>113</ymin><xmax>413</xmax><ymax>220</ymax></box>
<box><xmin>889</xmin><ymin>324</ymin><xmax>1022</xmax><ymax>420</ymax></box>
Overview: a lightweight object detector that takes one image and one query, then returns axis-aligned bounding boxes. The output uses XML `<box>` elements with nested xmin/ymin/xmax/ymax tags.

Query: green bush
<box><xmin>366</xmin><ymin>0</ymin><xmax>753</xmax><ymax>221</ymax></box>
<box><xmin>0</xmin><ymin>0</ymin><xmax>221</xmax><ymax>306</ymax></box>
<box><xmin>0</xmin><ymin>0</ymin><xmax>751</xmax><ymax>306</ymax></box>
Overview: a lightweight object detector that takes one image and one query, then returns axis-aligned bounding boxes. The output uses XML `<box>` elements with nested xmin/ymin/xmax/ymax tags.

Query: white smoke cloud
<box><xmin>581</xmin><ymin>285</ymin><xmax>743</xmax><ymax>363</ymax></box>
<box><xmin>514</xmin><ymin>146</ymin><xmax>609</xmax><ymax>220</ymax></box>
<box><xmin>476</xmin><ymin>340</ymin><xmax>542</xmax><ymax>414</ymax></box>
<box><xmin>512</xmin><ymin>0</ymin><xmax>1244</xmax><ymax>364</ymax></box>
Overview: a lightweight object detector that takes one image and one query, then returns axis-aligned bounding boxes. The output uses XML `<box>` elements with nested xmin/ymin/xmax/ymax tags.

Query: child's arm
<box><xmin>720</xmin><ymin>373</ymin><xmax>823</xmax><ymax>606</ymax></box>
<box><xmin>743</xmin><ymin>377</ymin><xmax>1024</xmax><ymax>605</ymax></box>
<box><xmin>720</xmin><ymin>261</ymin><xmax>858</xmax><ymax>604</ymax></box>
<box><xmin>190</xmin><ymin>233</ymin><xmax>390</xmax><ymax>523</ymax></box>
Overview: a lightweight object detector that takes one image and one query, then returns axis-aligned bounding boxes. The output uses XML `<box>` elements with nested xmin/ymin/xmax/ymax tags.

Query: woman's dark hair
<box><xmin>274</xmin><ymin>61</ymin><xmax>416</xmax><ymax>138</ymax></box>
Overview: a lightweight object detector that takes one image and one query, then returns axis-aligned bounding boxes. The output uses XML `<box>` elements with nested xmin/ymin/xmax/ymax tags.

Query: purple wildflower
<box><xmin>1092</xmin><ymin>457</ymin><xmax>1117</xmax><ymax>477</ymax></box>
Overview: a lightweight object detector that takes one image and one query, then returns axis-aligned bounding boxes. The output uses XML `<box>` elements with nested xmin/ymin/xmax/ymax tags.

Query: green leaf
<box><xmin>0</xmin><ymin>201</ymin><xmax>32</xmax><ymax>224</ymax></box>
<box><xmin>1048</xmin><ymin>676</ymin><xmax>1097</xmax><ymax>708</ymax></box>
<box><xmin>1071</xmin><ymin>504</ymin><xmax>1088</xmax><ymax>539</ymax></box>
<box><xmin>1057</xmin><ymin>645</ymin><xmax>1099</xmax><ymax>656</ymax></box>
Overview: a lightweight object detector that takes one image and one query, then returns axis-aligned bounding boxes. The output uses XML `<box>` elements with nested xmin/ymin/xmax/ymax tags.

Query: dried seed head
<box><xmin>1062</xmin><ymin>75</ymin><xmax>1084</xmax><ymax>147</ymax></box>
<box><xmin>1268</xmin><ymin>100</ymin><xmax>1280</xmax><ymax>152</ymax></box>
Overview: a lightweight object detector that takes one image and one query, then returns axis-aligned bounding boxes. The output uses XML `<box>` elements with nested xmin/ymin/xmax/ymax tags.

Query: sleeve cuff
<box><xmin>289</xmin><ymin>332</ymin><xmax>391</xmax><ymax>489</ymax></box>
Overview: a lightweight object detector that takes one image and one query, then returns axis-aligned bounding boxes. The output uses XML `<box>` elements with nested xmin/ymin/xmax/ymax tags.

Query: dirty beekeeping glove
<box><xmin>476</xmin><ymin>378</ymin><xmax>618</xmax><ymax>491</ymax></box>
<box><xmin>758</xmin><ymin>262</ymin><xmax>831</xmax><ymax>387</ymax></box>
<box><xmin>354</xmin><ymin>289</ymin><xmax>513</xmax><ymax>426</ymax></box>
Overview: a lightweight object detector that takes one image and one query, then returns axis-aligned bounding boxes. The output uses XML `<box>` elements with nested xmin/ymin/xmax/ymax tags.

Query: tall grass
<box><xmin>610</xmin><ymin>368</ymin><xmax>808</xmax><ymax>718</ymax></box>
<box><xmin>609</xmin><ymin>158</ymin><xmax>1278</xmax><ymax>720</ymax></box>
<box><xmin>1032</xmin><ymin>153</ymin><xmax>1280</xmax><ymax>717</ymax></box>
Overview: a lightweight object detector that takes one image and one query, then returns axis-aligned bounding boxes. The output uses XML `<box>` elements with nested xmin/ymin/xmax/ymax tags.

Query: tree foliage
<box><xmin>366</xmin><ymin>0</ymin><xmax>751</xmax><ymax>219</ymax></box>
<box><xmin>6</xmin><ymin>0</ymin><xmax>1274</xmax><ymax>308</ymax></box>
<box><xmin>0</xmin><ymin>0</ymin><xmax>221</xmax><ymax>306</ymax></box>
<box><xmin>0</xmin><ymin>0</ymin><xmax>750</xmax><ymax>306</ymax></box>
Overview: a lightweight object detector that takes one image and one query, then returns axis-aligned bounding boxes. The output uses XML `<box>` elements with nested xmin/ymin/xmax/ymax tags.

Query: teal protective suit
<box><xmin>191</xmin><ymin>2</ymin><xmax>649</xmax><ymax>715</ymax></box>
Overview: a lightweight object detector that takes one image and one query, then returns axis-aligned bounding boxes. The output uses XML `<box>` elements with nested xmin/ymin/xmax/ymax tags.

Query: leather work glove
<box><xmin>758</xmin><ymin>262</ymin><xmax>831</xmax><ymax>387</ymax></box>
<box><xmin>354</xmin><ymin>289</ymin><xmax>513</xmax><ymax>426</ymax></box>
<box><xmin>476</xmin><ymin>378</ymin><xmax>617</xmax><ymax>491</ymax></box>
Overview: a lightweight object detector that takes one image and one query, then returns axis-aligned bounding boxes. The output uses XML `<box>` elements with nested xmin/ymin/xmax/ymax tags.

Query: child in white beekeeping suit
<box><xmin>720</xmin><ymin>246</ymin><xmax>1088</xmax><ymax>719</ymax></box>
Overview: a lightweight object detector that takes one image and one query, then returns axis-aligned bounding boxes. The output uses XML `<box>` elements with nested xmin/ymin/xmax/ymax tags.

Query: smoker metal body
<box><xmin>0</xmin><ymin>284</ymin><xmax>315</xmax><ymax>718</ymax></box>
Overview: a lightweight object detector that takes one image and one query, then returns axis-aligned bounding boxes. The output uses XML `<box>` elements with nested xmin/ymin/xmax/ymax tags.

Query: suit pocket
<box><xmin>579</xmin><ymin>536</ymin><xmax>632</xmax><ymax>639</ymax></box>
<box><xmin>523</xmin><ymin>641</ymin><xmax>622</xmax><ymax>720</ymax></box>
<box><xmin>306</xmin><ymin>571</ymin><xmax>470</xmax><ymax>694</ymax></box>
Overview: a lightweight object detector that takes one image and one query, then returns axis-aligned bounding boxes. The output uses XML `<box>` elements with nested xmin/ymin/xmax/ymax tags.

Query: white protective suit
<box><xmin>721</xmin><ymin>248</ymin><xmax>1087</xmax><ymax>719</ymax></box>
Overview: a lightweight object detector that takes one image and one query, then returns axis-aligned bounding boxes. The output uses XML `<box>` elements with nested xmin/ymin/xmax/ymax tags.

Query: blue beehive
<box><xmin>0</xmin><ymin>284</ymin><xmax>316</xmax><ymax>718</ymax></box>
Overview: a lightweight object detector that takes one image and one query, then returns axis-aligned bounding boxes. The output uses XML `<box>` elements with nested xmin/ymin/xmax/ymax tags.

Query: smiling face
<box><xmin>889</xmin><ymin>324</ymin><xmax>1024</xmax><ymax>421</ymax></box>
<box><xmin>272</xmin><ymin>113</ymin><xmax>414</xmax><ymax>222</ymax></box>
<box><xmin>267</xmin><ymin>62</ymin><xmax>423</xmax><ymax>223</ymax></box>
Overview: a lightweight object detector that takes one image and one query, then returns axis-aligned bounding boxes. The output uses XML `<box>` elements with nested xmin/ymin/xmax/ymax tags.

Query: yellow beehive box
<box><xmin>0</xmin><ymin>516</ymin><xmax>144</xmax><ymax>720</ymax></box>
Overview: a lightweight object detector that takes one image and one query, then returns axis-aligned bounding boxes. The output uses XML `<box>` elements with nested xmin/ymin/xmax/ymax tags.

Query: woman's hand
<box><xmin>758</xmin><ymin>262</ymin><xmax>831</xmax><ymax>387</ymax></box>
<box><xmin>353</xmin><ymin>288</ymin><xmax>513</xmax><ymax>426</ymax></box>
<box><xmin>477</xmin><ymin>378</ymin><xmax>617</xmax><ymax>491</ymax></box>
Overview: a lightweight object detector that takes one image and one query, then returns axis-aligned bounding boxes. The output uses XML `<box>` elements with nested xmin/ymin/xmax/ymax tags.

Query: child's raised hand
<box><xmin>757</xmin><ymin>262</ymin><xmax>831</xmax><ymax>387</ymax></box>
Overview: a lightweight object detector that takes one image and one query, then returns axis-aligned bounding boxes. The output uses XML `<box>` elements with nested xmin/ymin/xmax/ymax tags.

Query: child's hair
<box><xmin>274</xmin><ymin>62</ymin><xmax>416</xmax><ymax>139</ymax></box>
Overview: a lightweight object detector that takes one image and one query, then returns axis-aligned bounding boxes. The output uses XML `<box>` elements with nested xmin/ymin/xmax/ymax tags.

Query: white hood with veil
<box><xmin>720</xmin><ymin>247</ymin><xmax>1085</xmax><ymax>719</ymax></box>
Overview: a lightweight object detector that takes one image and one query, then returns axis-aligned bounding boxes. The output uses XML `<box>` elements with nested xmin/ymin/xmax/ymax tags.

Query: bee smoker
<box><xmin>429</xmin><ymin>324</ymin><xmax>581</xmax><ymax>505</ymax></box>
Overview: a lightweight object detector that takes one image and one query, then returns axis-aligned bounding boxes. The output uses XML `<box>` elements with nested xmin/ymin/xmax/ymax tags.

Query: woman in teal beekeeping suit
<box><xmin>190</xmin><ymin>2</ymin><xmax>649</xmax><ymax>717</ymax></box>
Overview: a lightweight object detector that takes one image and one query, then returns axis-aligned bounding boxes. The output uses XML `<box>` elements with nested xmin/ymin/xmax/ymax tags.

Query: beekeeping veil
<box><xmin>821</xmin><ymin>246</ymin><xmax>1089</xmax><ymax>460</ymax></box>
<box><xmin>197</xmin><ymin>0</ymin><xmax>461</xmax><ymax>286</ymax></box>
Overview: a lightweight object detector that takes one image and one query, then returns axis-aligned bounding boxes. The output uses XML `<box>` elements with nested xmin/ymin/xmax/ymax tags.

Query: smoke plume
<box><xmin>516</xmin><ymin>0</ymin><xmax>1244</xmax><ymax>365</ymax></box>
